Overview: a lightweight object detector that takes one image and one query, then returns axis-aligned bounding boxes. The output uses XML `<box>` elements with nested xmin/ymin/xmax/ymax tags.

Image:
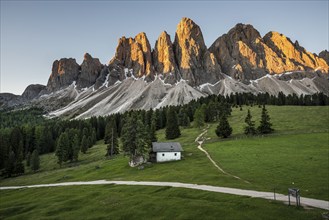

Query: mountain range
<box><xmin>1</xmin><ymin>17</ymin><xmax>328</xmax><ymax>118</ymax></box>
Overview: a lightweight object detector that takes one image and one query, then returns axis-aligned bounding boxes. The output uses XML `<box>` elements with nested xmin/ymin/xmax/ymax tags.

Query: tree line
<box><xmin>0</xmin><ymin>92</ymin><xmax>326</xmax><ymax>177</ymax></box>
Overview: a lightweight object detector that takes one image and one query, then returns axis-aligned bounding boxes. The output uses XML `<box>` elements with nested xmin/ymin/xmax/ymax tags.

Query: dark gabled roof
<box><xmin>152</xmin><ymin>142</ymin><xmax>183</xmax><ymax>152</ymax></box>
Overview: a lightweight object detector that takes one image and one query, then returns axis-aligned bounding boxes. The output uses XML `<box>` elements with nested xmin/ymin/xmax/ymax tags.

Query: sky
<box><xmin>1</xmin><ymin>0</ymin><xmax>328</xmax><ymax>95</ymax></box>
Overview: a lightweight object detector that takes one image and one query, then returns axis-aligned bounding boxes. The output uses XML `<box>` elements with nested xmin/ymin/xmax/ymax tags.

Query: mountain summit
<box><xmin>1</xmin><ymin>17</ymin><xmax>328</xmax><ymax>116</ymax></box>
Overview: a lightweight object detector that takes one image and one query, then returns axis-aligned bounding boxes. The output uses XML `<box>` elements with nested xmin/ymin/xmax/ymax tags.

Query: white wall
<box><xmin>156</xmin><ymin>152</ymin><xmax>181</xmax><ymax>162</ymax></box>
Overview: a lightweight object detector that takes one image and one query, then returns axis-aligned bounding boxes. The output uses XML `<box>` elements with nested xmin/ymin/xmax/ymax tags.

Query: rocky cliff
<box><xmin>110</xmin><ymin>32</ymin><xmax>153</xmax><ymax>79</ymax></box>
<box><xmin>46</xmin><ymin>54</ymin><xmax>105</xmax><ymax>92</ymax></box>
<box><xmin>3</xmin><ymin>17</ymin><xmax>326</xmax><ymax>113</ymax></box>
<box><xmin>152</xmin><ymin>31</ymin><xmax>179</xmax><ymax>84</ymax></box>
<box><xmin>209</xmin><ymin>23</ymin><xmax>328</xmax><ymax>82</ymax></box>
<box><xmin>173</xmin><ymin>17</ymin><xmax>222</xmax><ymax>85</ymax></box>
<box><xmin>45</xmin><ymin>18</ymin><xmax>328</xmax><ymax>92</ymax></box>
<box><xmin>77</xmin><ymin>53</ymin><xmax>103</xmax><ymax>88</ymax></box>
<box><xmin>319</xmin><ymin>50</ymin><xmax>329</xmax><ymax>65</ymax></box>
<box><xmin>47</xmin><ymin>58</ymin><xmax>80</xmax><ymax>91</ymax></box>
<box><xmin>21</xmin><ymin>84</ymin><xmax>46</xmax><ymax>100</ymax></box>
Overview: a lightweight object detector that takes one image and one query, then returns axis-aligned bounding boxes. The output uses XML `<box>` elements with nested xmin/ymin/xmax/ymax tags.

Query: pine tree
<box><xmin>9</xmin><ymin>127</ymin><xmax>25</xmax><ymax>175</ymax></box>
<box><xmin>104</xmin><ymin>118</ymin><xmax>116</xmax><ymax>144</ymax></box>
<box><xmin>14</xmin><ymin>160</ymin><xmax>25</xmax><ymax>175</ymax></box>
<box><xmin>0</xmin><ymin>131</ymin><xmax>9</xmax><ymax>169</ymax></box>
<box><xmin>165</xmin><ymin>107</ymin><xmax>181</xmax><ymax>139</ymax></box>
<box><xmin>26</xmin><ymin>152</ymin><xmax>31</xmax><ymax>167</ymax></box>
<box><xmin>56</xmin><ymin>132</ymin><xmax>69</xmax><ymax>166</ymax></box>
<box><xmin>244</xmin><ymin>109</ymin><xmax>256</xmax><ymax>135</ymax></box>
<box><xmin>186</xmin><ymin>116</ymin><xmax>190</xmax><ymax>127</ymax></box>
<box><xmin>72</xmin><ymin>134</ymin><xmax>80</xmax><ymax>162</ymax></box>
<box><xmin>30</xmin><ymin>149</ymin><xmax>40</xmax><ymax>172</ymax></box>
<box><xmin>6</xmin><ymin>150</ymin><xmax>16</xmax><ymax>177</ymax></box>
<box><xmin>145</xmin><ymin>108</ymin><xmax>153</xmax><ymax>128</ymax></box>
<box><xmin>135</xmin><ymin>119</ymin><xmax>150</xmax><ymax>161</ymax></box>
<box><xmin>87</xmin><ymin>136</ymin><xmax>92</xmax><ymax>148</ymax></box>
<box><xmin>257</xmin><ymin>105</ymin><xmax>274</xmax><ymax>134</ymax></box>
<box><xmin>121</xmin><ymin>116</ymin><xmax>150</xmax><ymax>162</ymax></box>
<box><xmin>81</xmin><ymin>135</ymin><xmax>88</xmax><ymax>154</ymax></box>
<box><xmin>105</xmin><ymin>118</ymin><xmax>119</xmax><ymax>157</ymax></box>
<box><xmin>193</xmin><ymin>107</ymin><xmax>205</xmax><ymax>128</ymax></box>
<box><xmin>121</xmin><ymin>116</ymin><xmax>137</xmax><ymax>157</ymax></box>
<box><xmin>91</xmin><ymin>129</ymin><xmax>97</xmax><ymax>145</ymax></box>
<box><xmin>216</xmin><ymin>115</ymin><xmax>232</xmax><ymax>138</ymax></box>
<box><xmin>149</xmin><ymin>114</ymin><xmax>157</xmax><ymax>143</ymax></box>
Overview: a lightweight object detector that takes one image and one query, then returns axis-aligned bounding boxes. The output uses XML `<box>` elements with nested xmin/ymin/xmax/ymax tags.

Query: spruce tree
<box><xmin>9</xmin><ymin>127</ymin><xmax>25</xmax><ymax>174</ymax></box>
<box><xmin>30</xmin><ymin>149</ymin><xmax>40</xmax><ymax>172</ymax></box>
<box><xmin>244</xmin><ymin>109</ymin><xmax>256</xmax><ymax>135</ymax></box>
<box><xmin>121</xmin><ymin>116</ymin><xmax>137</xmax><ymax>157</ymax></box>
<box><xmin>193</xmin><ymin>107</ymin><xmax>205</xmax><ymax>128</ymax></box>
<box><xmin>105</xmin><ymin>118</ymin><xmax>119</xmax><ymax>156</ymax></box>
<box><xmin>6</xmin><ymin>151</ymin><xmax>16</xmax><ymax>177</ymax></box>
<box><xmin>87</xmin><ymin>136</ymin><xmax>92</xmax><ymax>148</ymax></box>
<box><xmin>0</xmin><ymin>131</ymin><xmax>9</xmax><ymax>169</ymax></box>
<box><xmin>81</xmin><ymin>135</ymin><xmax>88</xmax><ymax>154</ymax></box>
<box><xmin>145</xmin><ymin>108</ymin><xmax>153</xmax><ymax>128</ymax></box>
<box><xmin>104</xmin><ymin>118</ymin><xmax>117</xmax><ymax>144</ymax></box>
<box><xmin>72</xmin><ymin>134</ymin><xmax>80</xmax><ymax>162</ymax></box>
<box><xmin>216</xmin><ymin>115</ymin><xmax>232</xmax><ymax>138</ymax></box>
<box><xmin>135</xmin><ymin>119</ymin><xmax>150</xmax><ymax>161</ymax></box>
<box><xmin>149</xmin><ymin>115</ymin><xmax>157</xmax><ymax>143</ymax></box>
<box><xmin>257</xmin><ymin>105</ymin><xmax>274</xmax><ymax>134</ymax></box>
<box><xmin>26</xmin><ymin>152</ymin><xmax>31</xmax><ymax>167</ymax></box>
<box><xmin>56</xmin><ymin>133</ymin><xmax>69</xmax><ymax>167</ymax></box>
<box><xmin>121</xmin><ymin>116</ymin><xmax>150</xmax><ymax>162</ymax></box>
<box><xmin>91</xmin><ymin>129</ymin><xmax>97</xmax><ymax>145</ymax></box>
<box><xmin>165</xmin><ymin>107</ymin><xmax>181</xmax><ymax>139</ymax></box>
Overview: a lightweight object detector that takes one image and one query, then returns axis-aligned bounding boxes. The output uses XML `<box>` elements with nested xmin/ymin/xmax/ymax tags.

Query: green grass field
<box><xmin>0</xmin><ymin>185</ymin><xmax>324</xmax><ymax>220</ymax></box>
<box><xmin>0</xmin><ymin>106</ymin><xmax>328</xmax><ymax>219</ymax></box>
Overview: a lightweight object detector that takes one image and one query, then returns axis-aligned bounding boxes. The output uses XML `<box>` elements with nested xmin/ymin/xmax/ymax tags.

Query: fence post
<box><xmin>274</xmin><ymin>188</ymin><xmax>276</xmax><ymax>200</ymax></box>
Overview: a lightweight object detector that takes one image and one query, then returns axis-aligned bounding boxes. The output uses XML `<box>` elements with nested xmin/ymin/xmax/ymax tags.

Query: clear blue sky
<box><xmin>1</xmin><ymin>0</ymin><xmax>328</xmax><ymax>95</ymax></box>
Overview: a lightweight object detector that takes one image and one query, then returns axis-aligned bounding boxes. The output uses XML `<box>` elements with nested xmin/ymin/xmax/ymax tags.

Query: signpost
<box><xmin>288</xmin><ymin>188</ymin><xmax>300</xmax><ymax>207</ymax></box>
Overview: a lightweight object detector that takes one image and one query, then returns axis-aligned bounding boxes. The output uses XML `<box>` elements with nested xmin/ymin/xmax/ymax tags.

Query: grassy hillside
<box><xmin>0</xmin><ymin>185</ymin><xmax>324</xmax><ymax>220</ymax></box>
<box><xmin>204</xmin><ymin>105</ymin><xmax>329</xmax><ymax>200</ymax></box>
<box><xmin>0</xmin><ymin>106</ymin><xmax>328</xmax><ymax>219</ymax></box>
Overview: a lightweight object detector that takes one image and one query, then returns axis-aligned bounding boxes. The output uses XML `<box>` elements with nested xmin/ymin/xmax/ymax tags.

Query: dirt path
<box><xmin>195</xmin><ymin>125</ymin><xmax>249</xmax><ymax>183</ymax></box>
<box><xmin>1</xmin><ymin>180</ymin><xmax>328</xmax><ymax>210</ymax></box>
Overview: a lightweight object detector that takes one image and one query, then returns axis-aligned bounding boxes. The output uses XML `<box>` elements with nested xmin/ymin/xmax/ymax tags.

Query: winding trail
<box><xmin>195</xmin><ymin>125</ymin><xmax>249</xmax><ymax>183</ymax></box>
<box><xmin>1</xmin><ymin>180</ymin><xmax>328</xmax><ymax>210</ymax></box>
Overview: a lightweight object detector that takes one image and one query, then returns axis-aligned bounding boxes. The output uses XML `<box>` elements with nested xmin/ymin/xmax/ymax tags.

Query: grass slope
<box><xmin>0</xmin><ymin>185</ymin><xmax>324</xmax><ymax>220</ymax></box>
<box><xmin>0</xmin><ymin>106</ymin><xmax>328</xmax><ymax>219</ymax></box>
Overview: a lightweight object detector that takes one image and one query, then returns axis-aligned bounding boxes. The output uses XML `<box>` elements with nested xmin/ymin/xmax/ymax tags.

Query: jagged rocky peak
<box><xmin>263</xmin><ymin>31</ymin><xmax>329</xmax><ymax>72</ymax></box>
<box><xmin>209</xmin><ymin>24</ymin><xmax>329</xmax><ymax>82</ymax></box>
<box><xmin>174</xmin><ymin>17</ymin><xmax>207</xmax><ymax>69</ymax></box>
<box><xmin>227</xmin><ymin>23</ymin><xmax>261</xmax><ymax>44</ymax></box>
<box><xmin>21</xmin><ymin>84</ymin><xmax>46</xmax><ymax>100</ymax></box>
<box><xmin>209</xmin><ymin>23</ymin><xmax>266</xmax><ymax>82</ymax></box>
<box><xmin>318</xmin><ymin>50</ymin><xmax>329</xmax><ymax>66</ymax></box>
<box><xmin>153</xmin><ymin>31</ymin><xmax>179</xmax><ymax>84</ymax></box>
<box><xmin>111</xmin><ymin>32</ymin><xmax>153</xmax><ymax>78</ymax></box>
<box><xmin>153</xmin><ymin>31</ymin><xmax>177</xmax><ymax>74</ymax></box>
<box><xmin>174</xmin><ymin>17</ymin><xmax>222</xmax><ymax>86</ymax></box>
<box><xmin>47</xmin><ymin>58</ymin><xmax>80</xmax><ymax>92</ymax></box>
<box><xmin>77</xmin><ymin>53</ymin><xmax>103</xmax><ymax>88</ymax></box>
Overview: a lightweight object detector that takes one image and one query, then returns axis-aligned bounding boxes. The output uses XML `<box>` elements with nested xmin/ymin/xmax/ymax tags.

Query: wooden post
<box><xmin>288</xmin><ymin>190</ymin><xmax>290</xmax><ymax>206</ymax></box>
<box><xmin>274</xmin><ymin>188</ymin><xmax>276</xmax><ymax>200</ymax></box>
<box><xmin>296</xmin><ymin>195</ymin><xmax>298</xmax><ymax>207</ymax></box>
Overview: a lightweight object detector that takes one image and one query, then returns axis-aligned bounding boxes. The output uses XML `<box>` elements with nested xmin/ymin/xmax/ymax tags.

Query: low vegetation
<box><xmin>0</xmin><ymin>104</ymin><xmax>328</xmax><ymax>219</ymax></box>
<box><xmin>0</xmin><ymin>185</ymin><xmax>324</xmax><ymax>220</ymax></box>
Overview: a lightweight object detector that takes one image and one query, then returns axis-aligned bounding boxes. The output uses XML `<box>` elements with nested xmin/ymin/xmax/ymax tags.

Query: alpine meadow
<box><xmin>1</xmin><ymin>1</ymin><xmax>329</xmax><ymax>219</ymax></box>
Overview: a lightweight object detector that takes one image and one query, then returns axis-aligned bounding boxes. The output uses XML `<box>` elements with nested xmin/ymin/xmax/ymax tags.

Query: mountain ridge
<box><xmin>1</xmin><ymin>17</ymin><xmax>328</xmax><ymax>116</ymax></box>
